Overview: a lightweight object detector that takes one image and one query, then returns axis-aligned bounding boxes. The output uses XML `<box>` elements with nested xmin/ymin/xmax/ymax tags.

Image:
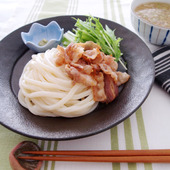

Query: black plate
<box><xmin>0</xmin><ymin>15</ymin><xmax>155</xmax><ymax>140</ymax></box>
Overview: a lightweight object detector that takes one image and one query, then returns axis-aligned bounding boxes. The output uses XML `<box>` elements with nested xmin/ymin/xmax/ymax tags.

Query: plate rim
<box><xmin>0</xmin><ymin>15</ymin><xmax>155</xmax><ymax>140</ymax></box>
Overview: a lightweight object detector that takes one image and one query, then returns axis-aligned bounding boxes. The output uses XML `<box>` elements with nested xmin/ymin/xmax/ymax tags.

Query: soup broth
<box><xmin>134</xmin><ymin>2</ymin><xmax>170</xmax><ymax>29</ymax></box>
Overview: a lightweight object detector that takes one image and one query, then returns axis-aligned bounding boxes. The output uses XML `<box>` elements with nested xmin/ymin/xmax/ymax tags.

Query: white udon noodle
<box><xmin>18</xmin><ymin>48</ymin><xmax>98</xmax><ymax>117</ymax></box>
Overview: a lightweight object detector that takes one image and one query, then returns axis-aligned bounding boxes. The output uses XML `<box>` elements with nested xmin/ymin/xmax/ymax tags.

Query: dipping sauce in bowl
<box><xmin>131</xmin><ymin>0</ymin><xmax>170</xmax><ymax>46</ymax></box>
<box><xmin>134</xmin><ymin>2</ymin><xmax>170</xmax><ymax>29</ymax></box>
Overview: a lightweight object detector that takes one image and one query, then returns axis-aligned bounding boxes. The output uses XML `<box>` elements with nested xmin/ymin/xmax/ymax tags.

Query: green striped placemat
<box><xmin>0</xmin><ymin>0</ymin><xmax>152</xmax><ymax>170</ymax></box>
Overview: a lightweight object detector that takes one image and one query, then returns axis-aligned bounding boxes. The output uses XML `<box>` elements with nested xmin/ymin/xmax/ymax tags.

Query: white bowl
<box><xmin>131</xmin><ymin>0</ymin><xmax>170</xmax><ymax>46</ymax></box>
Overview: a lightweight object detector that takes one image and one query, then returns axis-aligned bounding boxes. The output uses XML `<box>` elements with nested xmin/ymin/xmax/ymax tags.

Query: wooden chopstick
<box><xmin>22</xmin><ymin>149</ymin><xmax>170</xmax><ymax>156</ymax></box>
<box><xmin>18</xmin><ymin>149</ymin><xmax>170</xmax><ymax>163</ymax></box>
<box><xmin>18</xmin><ymin>155</ymin><xmax>170</xmax><ymax>163</ymax></box>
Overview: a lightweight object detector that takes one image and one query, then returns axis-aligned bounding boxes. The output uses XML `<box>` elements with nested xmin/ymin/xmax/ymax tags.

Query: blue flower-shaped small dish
<box><xmin>21</xmin><ymin>21</ymin><xmax>64</xmax><ymax>53</ymax></box>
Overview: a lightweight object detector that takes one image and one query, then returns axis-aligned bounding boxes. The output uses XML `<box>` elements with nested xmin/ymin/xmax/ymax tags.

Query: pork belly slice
<box><xmin>65</xmin><ymin>64</ymin><xmax>97</xmax><ymax>86</ymax></box>
<box><xmin>65</xmin><ymin>42</ymin><xmax>84</xmax><ymax>63</ymax></box>
<box><xmin>77</xmin><ymin>41</ymin><xmax>101</xmax><ymax>50</ymax></box>
<box><xmin>83</xmin><ymin>48</ymin><xmax>100</xmax><ymax>60</ymax></box>
<box><xmin>99</xmin><ymin>63</ymin><xmax>118</xmax><ymax>84</ymax></box>
<box><xmin>92</xmin><ymin>72</ymin><xmax>107</xmax><ymax>102</ymax></box>
<box><xmin>70</xmin><ymin>59</ymin><xmax>93</xmax><ymax>75</ymax></box>
<box><xmin>116</xmin><ymin>71</ymin><xmax>130</xmax><ymax>86</ymax></box>
<box><xmin>104</xmin><ymin>74</ymin><xmax>119</xmax><ymax>103</ymax></box>
<box><xmin>103</xmin><ymin>55</ymin><xmax>118</xmax><ymax>71</ymax></box>
<box><xmin>55</xmin><ymin>45</ymin><xmax>65</xmax><ymax>66</ymax></box>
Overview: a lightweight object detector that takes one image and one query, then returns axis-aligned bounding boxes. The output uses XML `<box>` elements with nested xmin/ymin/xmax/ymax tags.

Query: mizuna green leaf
<box><xmin>62</xmin><ymin>16</ymin><xmax>127</xmax><ymax>69</ymax></box>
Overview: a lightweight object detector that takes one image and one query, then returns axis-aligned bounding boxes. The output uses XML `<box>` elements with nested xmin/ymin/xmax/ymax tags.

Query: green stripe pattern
<box><xmin>23</xmin><ymin>0</ymin><xmax>152</xmax><ymax>170</ymax></box>
<box><xmin>34</xmin><ymin>0</ymin><xmax>69</xmax><ymax>169</ymax></box>
<box><xmin>111</xmin><ymin>126</ymin><xmax>120</xmax><ymax>170</ymax></box>
<box><xmin>0</xmin><ymin>0</ymin><xmax>153</xmax><ymax>169</ymax></box>
<box><xmin>38</xmin><ymin>0</ymin><xmax>69</xmax><ymax>19</ymax></box>
<box><xmin>124</xmin><ymin>118</ymin><xmax>137</xmax><ymax>170</ymax></box>
<box><xmin>136</xmin><ymin>108</ymin><xmax>152</xmax><ymax>170</ymax></box>
<box><xmin>0</xmin><ymin>126</ymin><xmax>38</xmax><ymax>170</ymax></box>
<box><xmin>110</xmin><ymin>108</ymin><xmax>152</xmax><ymax>170</ymax></box>
<box><xmin>39</xmin><ymin>141</ymin><xmax>58</xmax><ymax>170</ymax></box>
<box><xmin>105</xmin><ymin>0</ymin><xmax>153</xmax><ymax>169</ymax></box>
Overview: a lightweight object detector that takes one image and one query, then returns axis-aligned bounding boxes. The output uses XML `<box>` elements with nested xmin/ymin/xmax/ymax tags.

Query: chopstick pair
<box><xmin>19</xmin><ymin>149</ymin><xmax>170</xmax><ymax>163</ymax></box>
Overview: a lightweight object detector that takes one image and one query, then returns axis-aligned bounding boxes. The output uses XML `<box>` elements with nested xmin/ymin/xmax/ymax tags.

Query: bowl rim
<box><xmin>130</xmin><ymin>0</ymin><xmax>170</xmax><ymax>31</ymax></box>
<box><xmin>21</xmin><ymin>21</ymin><xmax>64</xmax><ymax>52</ymax></box>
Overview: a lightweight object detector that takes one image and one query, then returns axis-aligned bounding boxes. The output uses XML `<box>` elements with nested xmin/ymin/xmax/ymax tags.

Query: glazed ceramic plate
<box><xmin>0</xmin><ymin>15</ymin><xmax>155</xmax><ymax>140</ymax></box>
